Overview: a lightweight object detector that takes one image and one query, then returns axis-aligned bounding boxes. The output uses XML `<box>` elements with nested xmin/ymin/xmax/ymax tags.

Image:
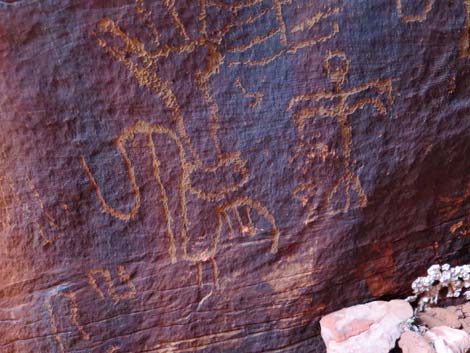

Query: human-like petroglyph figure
<box><xmin>288</xmin><ymin>50</ymin><xmax>393</xmax><ymax>222</ymax></box>
<box><xmin>395</xmin><ymin>0</ymin><xmax>434</xmax><ymax>23</ymax></box>
<box><xmin>80</xmin><ymin>120</ymin><xmax>279</xmax><ymax>290</ymax></box>
<box><xmin>45</xmin><ymin>286</ymin><xmax>90</xmax><ymax>353</ymax></box>
<box><xmin>88</xmin><ymin>265</ymin><xmax>137</xmax><ymax>304</ymax></box>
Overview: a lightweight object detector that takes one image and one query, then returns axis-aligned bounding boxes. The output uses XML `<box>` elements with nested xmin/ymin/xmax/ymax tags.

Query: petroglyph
<box><xmin>396</xmin><ymin>0</ymin><xmax>434</xmax><ymax>23</ymax></box>
<box><xmin>93</xmin><ymin>0</ymin><xmax>341</xmax><ymax>166</ymax></box>
<box><xmin>94</xmin><ymin>1</ymin><xmax>231</xmax><ymax>170</ymax></box>
<box><xmin>234</xmin><ymin>77</ymin><xmax>264</xmax><ymax>108</ymax></box>
<box><xmin>81</xmin><ymin>120</ymin><xmax>279</xmax><ymax>289</ymax></box>
<box><xmin>88</xmin><ymin>265</ymin><xmax>137</xmax><ymax>304</ymax></box>
<box><xmin>440</xmin><ymin>181</ymin><xmax>470</xmax><ymax>238</ymax></box>
<box><xmin>89</xmin><ymin>1</ymin><xmax>282</xmax><ymax>290</ymax></box>
<box><xmin>45</xmin><ymin>287</ymin><xmax>90</xmax><ymax>353</ymax></box>
<box><xmin>224</xmin><ymin>3</ymin><xmax>342</xmax><ymax>67</ymax></box>
<box><xmin>288</xmin><ymin>50</ymin><xmax>393</xmax><ymax>221</ymax></box>
<box><xmin>0</xmin><ymin>176</ymin><xmax>18</xmax><ymax>232</ymax></box>
<box><xmin>106</xmin><ymin>346</ymin><xmax>120</xmax><ymax>353</ymax></box>
<box><xmin>26</xmin><ymin>177</ymin><xmax>65</xmax><ymax>246</ymax></box>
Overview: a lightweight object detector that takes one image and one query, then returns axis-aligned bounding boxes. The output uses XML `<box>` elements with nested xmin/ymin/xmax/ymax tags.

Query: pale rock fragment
<box><xmin>319</xmin><ymin>300</ymin><xmax>413</xmax><ymax>353</ymax></box>
<box><xmin>399</xmin><ymin>331</ymin><xmax>435</xmax><ymax>353</ymax></box>
<box><xmin>424</xmin><ymin>326</ymin><xmax>470</xmax><ymax>353</ymax></box>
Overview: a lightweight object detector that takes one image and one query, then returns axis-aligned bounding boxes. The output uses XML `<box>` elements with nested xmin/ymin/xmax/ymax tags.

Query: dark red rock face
<box><xmin>1</xmin><ymin>0</ymin><xmax>470</xmax><ymax>352</ymax></box>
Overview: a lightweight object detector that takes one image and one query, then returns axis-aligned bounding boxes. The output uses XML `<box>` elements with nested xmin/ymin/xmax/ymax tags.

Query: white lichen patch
<box><xmin>408</xmin><ymin>264</ymin><xmax>470</xmax><ymax>311</ymax></box>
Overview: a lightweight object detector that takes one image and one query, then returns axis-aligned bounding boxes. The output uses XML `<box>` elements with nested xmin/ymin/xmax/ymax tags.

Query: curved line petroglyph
<box><xmin>439</xmin><ymin>181</ymin><xmax>470</xmax><ymax>238</ymax></box>
<box><xmin>45</xmin><ymin>287</ymin><xmax>90</xmax><ymax>353</ymax></box>
<box><xmin>86</xmin><ymin>0</ymin><xmax>284</xmax><ymax>289</ymax></box>
<box><xmin>88</xmin><ymin>265</ymin><xmax>137</xmax><ymax>305</ymax></box>
<box><xmin>80</xmin><ymin>120</ymin><xmax>280</xmax><ymax>289</ymax></box>
<box><xmin>234</xmin><ymin>77</ymin><xmax>264</xmax><ymax>108</ymax></box>
<box><xmin>396</xmin><ymin>0</ymin><xmax>434</xmax><ymax>23</ymax></box>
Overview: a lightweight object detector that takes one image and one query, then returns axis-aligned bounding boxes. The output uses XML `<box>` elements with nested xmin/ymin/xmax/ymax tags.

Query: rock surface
<box><xmin>425</xmin><ymin>326</ymin><xmax>470</xmax><ymax>353</ymax></box>
<box><xmin>399</xmin><ymin>327</ymin><xmax>470</xmax><ymax>353</ymax></box>
<box><xmin>2</xmin><ymin>0</ymin><xmax>470</xmax><ymax>352</ymax></box>
<box><xmin>416</xmin><ymin>303</ymin><xmax>470</xmax><ymax>335</ymax></box>
<box><xmin>320</xmin><ymin>300</ymin><xmax>413</xmax><ymax>353</ymax></box>
<box><xmin>399</xmin><ymin>331</ymin><xmax>435</xmax><ymax>353</ymax></box>
<box><xmin>418</xmin><ymin>307</ymin><xmax>463</xmax><ymax>329</ymax></box>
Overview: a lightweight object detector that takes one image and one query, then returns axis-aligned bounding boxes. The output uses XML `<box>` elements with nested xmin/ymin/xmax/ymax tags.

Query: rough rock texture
<box><xmin>399</xmin><ymin>327</ymin><xmax>470</xmax><ymax>353</ymax></box>
<box><xmin>319</xmin><ymin>300</ymin><xmax>413</xmax><ymax>353</ymax></box>
<box><xmin>425</xmin><ymin>326</ymin><xmax>470</xmax><ymax>353</ymax></box>
<box><xmin>416</xmin><ymin>303</ymin><xmax>470</xmax><ymax>335</ymax></box>
<box><xmin>399</xmin><ymin>331</ymin><xmax>436</xmax><ymax>353</ymax></box>
<box><xmin>2</xmin><ymin>0</ymin><xmax>470</xmax><ymax>352</ymax></box>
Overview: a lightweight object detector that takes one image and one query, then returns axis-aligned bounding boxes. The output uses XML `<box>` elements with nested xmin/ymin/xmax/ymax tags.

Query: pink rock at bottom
<box><xmin>399</xmin><ymin>326</ymin><xmax>470</xmax><ymax>353</ymax></box>
<box><xmin>425</xmin><ymin>326</ymin><xmax>470</xmax><ymax>353</ymax></box>
<box><xmin>319</xmin><ymin>300</ymin><xmax>413</xmax><ymax>353</ymax></box>
<box><xmin>399</xmin><ymin>331</ymin><xmax>435</xmax><ymax>353</ymax></box>
<box><xmin>417</xmin><ymin>307</ymin><xmax>462</xmax><ymax>329</ymax></box>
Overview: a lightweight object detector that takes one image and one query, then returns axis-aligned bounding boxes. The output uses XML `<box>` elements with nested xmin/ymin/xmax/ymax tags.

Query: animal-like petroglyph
<box><xmin>80</xmin><ymin>120</ymin><xmax>280</xmax><ymax>289</ymax></box>
<box><xmin>88</xmin><ymin>265</ymin><xmax>137</xmax><ymax>304</ymax></box>
<box><xmin>45</xmin><ymin>287</ymin><xmax>90</xmax><ymax>353</ymax></box>
<box><xmin>234</xmin><ymin>77</ymin><xmax>264</xmax><ymax>108</ymax></box>
<box><xmin>288</xmin><ymin>50</ymin><xmax>393</xmax><ymax>222</ymax></box>
<box><xmin>395</xmin><ymin>0</ymin><xmax>434</xmax><ymax>23</ymax></box>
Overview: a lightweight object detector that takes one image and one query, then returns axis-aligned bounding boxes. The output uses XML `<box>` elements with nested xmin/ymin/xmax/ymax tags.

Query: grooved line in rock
<box><xmin>395</xmin><ymin>0</ymin><xmax>434</xmax><ymax>23</ymax></box>
<box><xmin>88</xmin><ymin>265</ymin><xmax>137</xmax><ymax>304</ymax></box>
<box><xmin>234</xmin><ymin>77</ymin><xmax>264</xmax><ymax>108</ymax></box>
<box><xmin>26</xmin><ymin>177</ymin><xmax>65</xmax><ymax>246</ymax></box>
<box><xmin>439</xmin><ymin>181</ymin><xmax>470</xmax><ymax>238</ymax></box>
<box><xmin>45</xmin><ymin>288</ymin><xmax>90</xmax><ymax>353</ymax></box>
